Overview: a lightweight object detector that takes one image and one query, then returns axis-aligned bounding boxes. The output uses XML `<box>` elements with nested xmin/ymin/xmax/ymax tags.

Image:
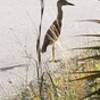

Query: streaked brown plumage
<box><xmin>42</xmin><ymin>0</ymin><xmax>74</xmax><ymax>53</ymax></box>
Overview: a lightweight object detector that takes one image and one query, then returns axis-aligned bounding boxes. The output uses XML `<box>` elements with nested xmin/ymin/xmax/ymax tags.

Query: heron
<box><xmin>41</xmin><ymin>0</ymin><xmax>74</xmax><ymax>62</ymax></box>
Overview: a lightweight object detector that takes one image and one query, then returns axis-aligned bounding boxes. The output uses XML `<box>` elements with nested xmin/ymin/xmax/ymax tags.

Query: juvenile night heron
<box><xmin>41</xmin><ymin>0</ymin><xmax>74</xmax><ymax>62</ymax></box>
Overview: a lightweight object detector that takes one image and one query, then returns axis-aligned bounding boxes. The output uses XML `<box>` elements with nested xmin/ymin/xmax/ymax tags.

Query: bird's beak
<box><xmin>65</xmin><ymin>1</ymin><xmax>75</xmax><ymax>6</ymax></box>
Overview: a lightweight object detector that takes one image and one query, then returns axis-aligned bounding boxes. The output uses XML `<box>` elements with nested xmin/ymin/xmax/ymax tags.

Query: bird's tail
<box><xmin>41</xmin><ymin>44</ymin><xmax>47</xmax><ymax>53</ymax></box>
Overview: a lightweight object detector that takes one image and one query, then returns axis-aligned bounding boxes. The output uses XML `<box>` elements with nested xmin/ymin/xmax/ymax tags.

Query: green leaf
<box><xmin>81</xmin><ymin>88</ymin><xmax>100</xmax><ymax>100</ymax></box>
<box><xmin>70</xmin><ymin>73</ymin><xmax>100</xmax><ymax>81</ymax></box>
<box><xmin>78</xmin><ymin>55</ymin><xmax>100</xmax><ymax>60</ymax></box>
<box><xmin>73</xmin><ymin>46</ymin><xmax>100</xmax><ymax>50</ymax></box>
<box><xmin>70</xmin><ymin>71</ymin><xmax>100</xmax><ymax>74</ymax></box>
<box><xmin>76</xmin><ymin>34</ymin><xmax>100</xmax><ymax>37</ymax></box>
<box><xmin>78</xmin><ymin>19</ymin><xmax>100</xmax><ymax>24</ymax></box>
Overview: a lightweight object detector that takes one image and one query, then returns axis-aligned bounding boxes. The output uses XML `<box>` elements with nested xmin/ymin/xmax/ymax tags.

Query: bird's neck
<box><xmin>57</xmin><ymin>6</ymin><xmax>63</xmax><ymax>21</ymax></box>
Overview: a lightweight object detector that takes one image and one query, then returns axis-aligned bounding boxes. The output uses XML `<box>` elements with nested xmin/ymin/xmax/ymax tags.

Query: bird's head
<box><xmin>57</xmin><ymin>0</ymin><xmax>75</xmax><ymax>7</ymax></box>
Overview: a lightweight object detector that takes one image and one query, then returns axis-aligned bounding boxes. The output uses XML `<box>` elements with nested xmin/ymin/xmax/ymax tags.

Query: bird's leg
<box><xmin>52</xmin><ymin>43</ymin><xmax>56</xmax><ymax>62</ymax></box>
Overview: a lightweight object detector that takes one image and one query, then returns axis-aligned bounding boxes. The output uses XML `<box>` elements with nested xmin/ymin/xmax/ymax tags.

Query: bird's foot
<box><xmin>49</xmin><ymin>59</ymin><xmax>61</xmax><ymax>63</ymax></box>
